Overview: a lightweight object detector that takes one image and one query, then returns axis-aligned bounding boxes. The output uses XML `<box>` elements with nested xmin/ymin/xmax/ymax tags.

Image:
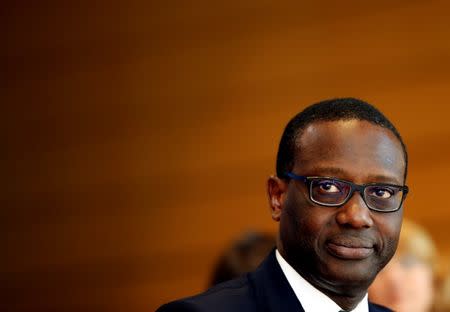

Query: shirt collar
<box><xmin>275</xmin><ymin>249</ymin><xmax>369</xmax><ymax>312</ymax></box>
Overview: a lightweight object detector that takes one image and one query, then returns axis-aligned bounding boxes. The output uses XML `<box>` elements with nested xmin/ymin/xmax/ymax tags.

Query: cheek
<box><xmin>280</xmin><ymin>190</ymin><xmax>330</xmax><ymax>250</ymax></box>
<box><xmin>286</xmin><ymin>203</ymin><xmax>331</xmax><ymax>239</ymax></box>
<box><xmin>372</xmin><ymin>213</ymin><xmax>402</xmax><ymax>257</ymax></box>
<box><xmin>405</xmin><ymin>266</ymin><xmax>434</xmax><ymax>297</ymax></box>
<box><xmin>281</xmin><ymin>187</ymin><xmax>308</xmax><ymax>233</ymax></box>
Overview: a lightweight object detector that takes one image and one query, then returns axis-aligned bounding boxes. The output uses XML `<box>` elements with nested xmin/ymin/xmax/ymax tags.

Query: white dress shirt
<box><xmin>275</xmin><ymin>249</ymin><xmax>369</xmax><ymax>312</ymax></box>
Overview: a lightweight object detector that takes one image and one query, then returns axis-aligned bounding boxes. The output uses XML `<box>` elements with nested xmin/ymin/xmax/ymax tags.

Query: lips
<box><xmin>326</xmin><ymin>237</ymin><xmax>375</xmax><ymax>260</ymax></box>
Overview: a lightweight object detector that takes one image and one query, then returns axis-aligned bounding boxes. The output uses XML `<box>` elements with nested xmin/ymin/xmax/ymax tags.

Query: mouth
<box><xmin>326</xmin><ymin>238</ymin><xmax>374</xmax><ymax>260</ymax></box>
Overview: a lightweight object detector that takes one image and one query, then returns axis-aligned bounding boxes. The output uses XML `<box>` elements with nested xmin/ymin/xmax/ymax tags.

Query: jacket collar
<box><xmin>248</xmin><ymin>249</ymin><xmax>305</xmax><ymax>312</ymax></box>
<box><xmin>247</xmin><ymin>250</ymin><xmax>391</xmax><ymax>312</ymax></box>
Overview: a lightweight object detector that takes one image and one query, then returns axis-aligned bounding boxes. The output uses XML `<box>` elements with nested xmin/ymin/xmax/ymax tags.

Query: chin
<box><xmin>321</xmin><ymin>259</ymin><xmax>379</xmax><ymax>288</ymax></box>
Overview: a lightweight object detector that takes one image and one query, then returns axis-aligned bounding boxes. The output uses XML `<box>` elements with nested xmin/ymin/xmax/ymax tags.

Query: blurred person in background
<box><xmin>209</xmin><ymin>231</ymin><xmax>276</xmax><ymax>287</ymax></box>
<box><xmin>369</xmin><ymin>219</ymin><xmax>437</xmax><ymax>312</ymax></box>
<box><xmin>435</xmin><ymin>271</ymin><xmax>450</xmax><ymax>312</ymax></box>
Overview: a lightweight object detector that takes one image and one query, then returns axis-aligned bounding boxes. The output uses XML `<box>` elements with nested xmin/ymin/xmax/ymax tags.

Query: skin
<box><xmin>268</xmin><ymin>120</ymin><xmax>406</xmax><ymax>310</ymax></box>
<box><xmin>369</xmin><ymin>254</ymin><xmax>434</xmax><ymax>312</ymax></box>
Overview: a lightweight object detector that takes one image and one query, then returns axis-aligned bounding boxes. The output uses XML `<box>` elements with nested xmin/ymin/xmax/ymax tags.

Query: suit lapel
<box><xmin>250</xmin><ymin>250</ymin><xmax>393</xmax><ymax>312</ymax></box>
<box><xmin>248</xmin><ymin>250</ymin><xmax>305</xmax><ymax>312</ymax></box>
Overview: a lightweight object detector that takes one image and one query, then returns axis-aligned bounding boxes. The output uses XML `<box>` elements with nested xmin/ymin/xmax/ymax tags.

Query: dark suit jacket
<box><xmin>156</xmin><ymin>250</ymin><xmax>392</xmax><ymax>312</ymax></box>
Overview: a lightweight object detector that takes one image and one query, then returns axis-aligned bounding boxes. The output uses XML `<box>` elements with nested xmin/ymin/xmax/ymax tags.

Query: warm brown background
<box><xmin>3</xmin><ymin>1</ymin><xmax>450</xmax><ymax>311</ymax></box>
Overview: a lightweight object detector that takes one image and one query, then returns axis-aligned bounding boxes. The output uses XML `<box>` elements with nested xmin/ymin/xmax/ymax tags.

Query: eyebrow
<box><xmin>308</xmin><ymin>167</ymin><xmax>346</xmax><ymax>176</ymax></box>
<box><xmin>307</xmin><ymin>166</ymin><xmax>403</xmax><ymax>185</ymax></box>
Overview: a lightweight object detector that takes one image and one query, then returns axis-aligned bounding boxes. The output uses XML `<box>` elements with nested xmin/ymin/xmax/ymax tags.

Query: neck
<box><xmin>297</xmin><ymin>268</ymin><xmax>368</xmax><ymax>311</ymax></box>
<box><xmin>320</xmin><ymin>290</ymin><xmax>366</xmax><ymax>311</ymax></box>
<box><xmin>277</xmin><ymin>245</ymin><xmax>369</xmax><ymax>311</ymax></box>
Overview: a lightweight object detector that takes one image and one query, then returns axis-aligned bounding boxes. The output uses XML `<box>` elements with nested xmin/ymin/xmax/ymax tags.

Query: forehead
<box><xmin>294</xmin><ymin>120</ymin><xmax>406</xmax><ymax>184</ymax></box>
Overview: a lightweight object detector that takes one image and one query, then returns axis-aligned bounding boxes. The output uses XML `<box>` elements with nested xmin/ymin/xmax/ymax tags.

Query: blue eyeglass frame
<box><xmin>284</xmin><ymin>172</ymin><xmax>409</xmax><ymax>213</ymax></box>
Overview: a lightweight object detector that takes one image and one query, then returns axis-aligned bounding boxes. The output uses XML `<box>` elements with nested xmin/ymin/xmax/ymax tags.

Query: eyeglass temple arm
<box><xmin>284</xmin><ymin>172</ymin><xmax>307</xmax><ymax>182</ymax></box>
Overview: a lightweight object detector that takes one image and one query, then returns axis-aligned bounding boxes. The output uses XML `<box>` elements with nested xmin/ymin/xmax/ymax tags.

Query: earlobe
<box><xmin>267</xmin><ymin>176</ymin><xmax>288</xmax><ymax>222</ymax></box>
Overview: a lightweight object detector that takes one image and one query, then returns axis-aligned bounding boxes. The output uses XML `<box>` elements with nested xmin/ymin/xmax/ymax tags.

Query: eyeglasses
<box><xmin>285</xmin><ymin>172</ymin><xmax>409</xmax><ymax>212</ymax></box>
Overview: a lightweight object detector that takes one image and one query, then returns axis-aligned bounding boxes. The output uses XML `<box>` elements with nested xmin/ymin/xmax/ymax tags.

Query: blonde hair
<box><xmin>396</xmin><ymin>219</ymin><xmax>437</xmax><ymax>271</ymax></box>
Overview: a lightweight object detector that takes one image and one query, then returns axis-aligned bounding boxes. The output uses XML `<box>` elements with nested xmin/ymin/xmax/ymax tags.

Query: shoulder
<box><xmin>156</xmin><ymin>276</ymin><xmax>257</xmax><ymax>312</ymax></box>
<box><xmin>368</xmin><ymin>301</ymin><xmax>393</xmax><ymax>312</ymax></box>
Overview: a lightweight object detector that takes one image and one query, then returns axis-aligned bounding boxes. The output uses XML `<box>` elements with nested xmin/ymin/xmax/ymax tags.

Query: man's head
<box><xmin>267</xmin><ymin>98</ymin><xmax>408</xmax><ymax>308</ymax></box>
<box><xmin>275</xmin><ymin>98</ymin><xmax>408</xmax><ymax>181</ymax></box>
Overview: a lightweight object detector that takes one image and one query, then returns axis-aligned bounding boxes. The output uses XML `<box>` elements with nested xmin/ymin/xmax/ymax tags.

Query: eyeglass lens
<box><xmin>309</xmin><ymin>179</ymin><xmax>404</xmax><ymax>211</ymax></box>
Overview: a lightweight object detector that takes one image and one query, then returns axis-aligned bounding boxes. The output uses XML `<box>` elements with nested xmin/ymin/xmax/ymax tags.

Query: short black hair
<box><xmin>276</xmin><ymin>98</ymin><xmax>408</xmax><ymax>181</ymax></box>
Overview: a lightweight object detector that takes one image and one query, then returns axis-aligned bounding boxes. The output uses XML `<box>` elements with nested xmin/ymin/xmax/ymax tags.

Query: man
<box><xmin>157</xmin><ymin>98</ymin><xmax>408</xmax><ymax>312</ymax></box>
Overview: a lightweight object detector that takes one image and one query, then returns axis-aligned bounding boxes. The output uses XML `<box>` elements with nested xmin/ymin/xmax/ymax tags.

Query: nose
<box><xmin>335</xmin><ymin>192</ymin><xmax>374</xmax><ymax>228</ymax></box>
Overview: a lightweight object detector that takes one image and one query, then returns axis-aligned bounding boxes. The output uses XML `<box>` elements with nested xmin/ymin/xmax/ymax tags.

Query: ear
<box><xmin>267</xmin><ymin>176</ymin><xmax>288</xmax><ymax>222</ymax></box>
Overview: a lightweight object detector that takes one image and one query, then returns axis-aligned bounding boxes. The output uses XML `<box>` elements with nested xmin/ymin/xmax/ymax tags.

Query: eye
<box><xmin>369</xmin><ymin>187</ymin><xmax>395</xmax><ymax>199</ymax></box>
<box><xmin>318</xmin><ymin>181</ymin><xmax>341</xmax><ymax>193</ymax></box>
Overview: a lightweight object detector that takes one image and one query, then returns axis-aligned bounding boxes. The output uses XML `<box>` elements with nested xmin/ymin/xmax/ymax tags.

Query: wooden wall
<box><xmin>3</xmin><ymin>1</ymin><xmax>450</xmax><ymax>311</ymax></box>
